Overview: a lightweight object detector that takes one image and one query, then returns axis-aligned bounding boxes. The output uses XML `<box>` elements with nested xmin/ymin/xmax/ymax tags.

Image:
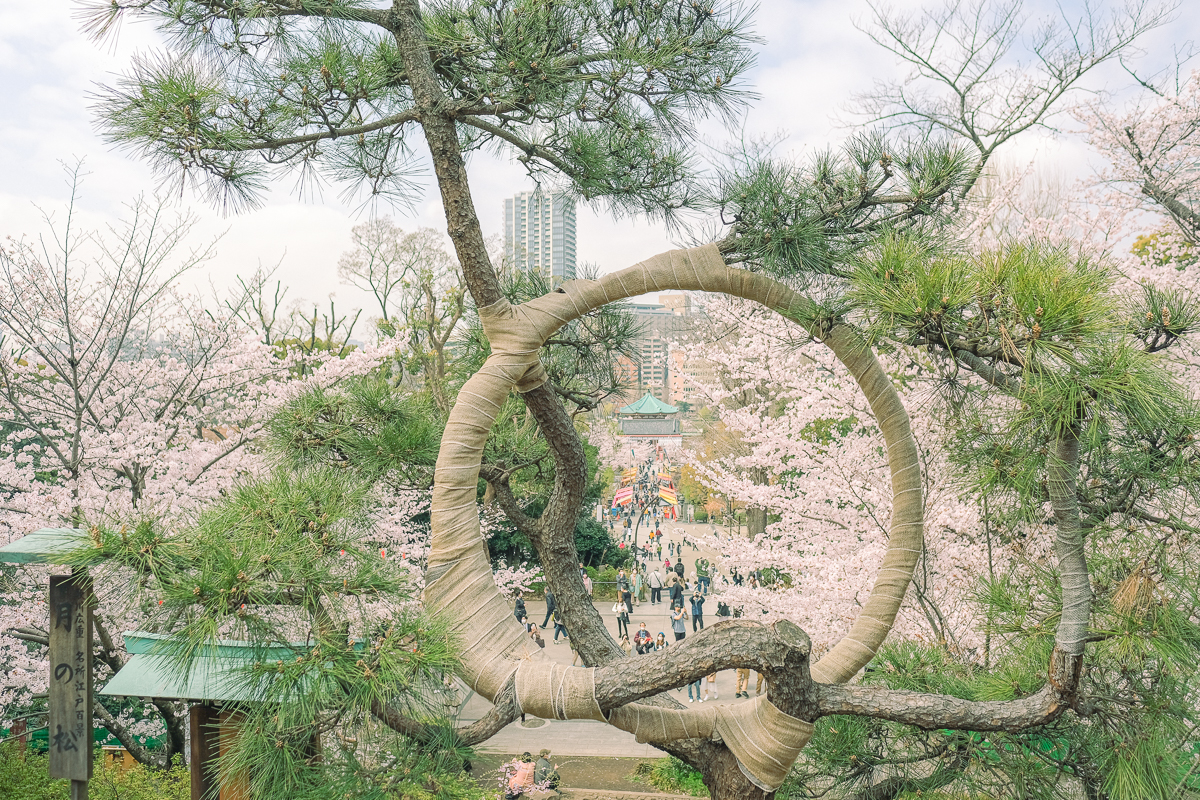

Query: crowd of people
<box><xmin>511</xmin><ymin>529</ymin><xmax>771</xmax><ymax>707</ymax></box>
<box><xmin>495</xmin><ymin>454</ymin><xmax>776</xmax><ymax>794</ymax></box>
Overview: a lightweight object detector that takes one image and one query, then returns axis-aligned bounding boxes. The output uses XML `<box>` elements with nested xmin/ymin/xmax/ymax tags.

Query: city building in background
<box><xmin>503</xmin><ymin>190</ymin><xmax>577</xmax><ymax>284</ymax></box>
<box><xmin>613</xmin><ymin>294</ymin><xmax>701</xmax><ymax>407</ymax></box>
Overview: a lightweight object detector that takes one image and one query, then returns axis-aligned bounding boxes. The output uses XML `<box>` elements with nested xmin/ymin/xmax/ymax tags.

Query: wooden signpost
<box><xmin>48</xmin><ymin>573</ymin><xmax>93</xmax><ymax>800</ymax></box>
<box><xmin>0</xmin><ymin>530</ymin><xmax>98</xmax><ymax>800</ymax></box>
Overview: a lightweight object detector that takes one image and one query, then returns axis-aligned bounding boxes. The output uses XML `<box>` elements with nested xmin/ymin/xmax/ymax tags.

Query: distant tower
<box><xmin>503</xmin><ymin>190</ymin><xmax>577</xmax><ymax>284</ymax></box>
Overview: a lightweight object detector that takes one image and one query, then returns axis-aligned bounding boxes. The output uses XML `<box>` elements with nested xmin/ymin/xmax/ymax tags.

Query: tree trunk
<box><xmin>1047</xmin><ymin>424</ymin><xmax>1090</xmax><ymax>694</ymax></box>
<box><xmin>746</xmin><ymin>469</ymin><xmax>769</xmax><ymax>537</ymax></box>
<box><xmin>746</xmin><ymin>506</ymin><xmax>768</xmax><ymax>537</ymax></box>
<box><xmin>700</xmin><ymin>748</ymin><xmax>772</xmax><ymax>800</ymax></box>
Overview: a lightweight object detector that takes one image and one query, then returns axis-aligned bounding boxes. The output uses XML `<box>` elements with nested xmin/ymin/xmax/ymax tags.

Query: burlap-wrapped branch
<box><xmin>425</xmin><ymin>245</ymin><xmax>923</xmax><ymax>791</ymax></box>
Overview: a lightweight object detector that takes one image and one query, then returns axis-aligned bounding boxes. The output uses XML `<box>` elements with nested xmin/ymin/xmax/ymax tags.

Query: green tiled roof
<box><xmin>618</xmin><ymin>392</ymin><xmax>678</xmax><ymax>415</ymax></box>
<box><xmin>101</xmin><ymin>632</ymin><xmax>314</xmax><ymax>703</ymax></box>
<box><xmin>0</xmin><ymin>528</ymin><xmax>88</xmax><ymax>564</ymax></box>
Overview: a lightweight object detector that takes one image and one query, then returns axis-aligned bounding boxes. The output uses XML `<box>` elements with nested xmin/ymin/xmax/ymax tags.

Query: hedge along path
<box><xmin>423</xmin><ymin>244</ymin><xmax>924</xmax><ymax>791</ymax></box>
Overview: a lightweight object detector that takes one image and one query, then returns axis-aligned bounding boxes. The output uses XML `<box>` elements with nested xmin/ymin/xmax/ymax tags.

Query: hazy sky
<box><xmin>2</xmin><ymin>0</ymin><xmax>1196</xmax><ymax>314</ymax></box>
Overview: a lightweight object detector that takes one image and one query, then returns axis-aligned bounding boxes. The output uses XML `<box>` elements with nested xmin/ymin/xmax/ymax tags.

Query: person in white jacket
<box><xmin>648</xmin><ymin>569</ymin><xmax>663</xmax><ymax>604</ymax></box>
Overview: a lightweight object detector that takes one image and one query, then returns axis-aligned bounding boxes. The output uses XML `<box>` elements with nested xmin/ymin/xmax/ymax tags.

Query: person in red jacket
<box><xmin>633</xmin><ymin>622</ymin><xmax>653</xmax><ymax>654</ymax></box>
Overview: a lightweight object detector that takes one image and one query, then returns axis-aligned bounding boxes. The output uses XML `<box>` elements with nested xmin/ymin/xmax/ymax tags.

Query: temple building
<box><xmin>617</xmin><ymin>392</ymin><xmax>682</xmax><ymax>446</ymax></box>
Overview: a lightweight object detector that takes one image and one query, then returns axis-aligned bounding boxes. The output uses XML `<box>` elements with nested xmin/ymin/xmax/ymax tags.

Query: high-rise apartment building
<box><xmin>503</xmin><ymin>190</ymin><xmax>577</xmax><ymax>284</ymax></box>
<box><xmin>616</xmin><ymin>296</ymin><xmax>696</xmax><ymax>406</ymax></box>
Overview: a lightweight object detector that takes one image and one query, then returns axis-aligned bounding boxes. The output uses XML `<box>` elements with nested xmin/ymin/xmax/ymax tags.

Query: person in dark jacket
<box><xmin>689</xmin><ymin>591</ymin><xmax>705</xmax><ymax>631</ymax></box>
<box><xmin>514</xmin><ymin>597</ymin><xmax>526</xmax><ymax>623</ymax></box>
<box><xmin>541</xmin><ymin>588</ymin><xmax>556</xmax><ymax>628</ymax></box>
<box><xmin>534</xmin><ymin>749</ymin><xmax>560</xmax><ymax>789</ymax></box>
<box><xmin>668</xmin><ymin>572</ymin><xmax>684</xmax><ymax>607</ymax></box>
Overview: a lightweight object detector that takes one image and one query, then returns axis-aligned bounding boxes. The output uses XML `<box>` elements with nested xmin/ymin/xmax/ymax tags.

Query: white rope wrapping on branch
<box><xmin>424</xmin><ymin>245</ymin><xmax>924</xmax><ymax>791</ymax></box>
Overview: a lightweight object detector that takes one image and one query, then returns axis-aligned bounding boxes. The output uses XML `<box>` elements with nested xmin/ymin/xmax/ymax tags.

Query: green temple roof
<box><xmin>618</xmin><ymin>392</ymin><xmax>678</xmax><ymax>415</ymax></box>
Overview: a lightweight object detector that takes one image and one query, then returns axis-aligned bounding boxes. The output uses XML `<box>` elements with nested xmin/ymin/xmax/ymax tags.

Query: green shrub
<box><xmin>632</xmin><ymin>757</ymin><xmax>707</xmax><ymax>796</ymax></box>
<box><xmin>694</xmin><ymin>509</ymin><xmax>708</xmax><ymax>522</ymax></box>
<box><xmin>592</xmin><ymin>565</ymin><xmax>621</xmax><ymax>600</ymax></box>
<box><xmin>0</xmin><ymin>744</ymin><xmax>190</xmax><ymax>800</ymax></box>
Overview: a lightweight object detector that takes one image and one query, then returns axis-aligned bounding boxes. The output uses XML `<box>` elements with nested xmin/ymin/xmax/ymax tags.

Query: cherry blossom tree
<box><xmin>0</xmin><ymin>177</ymin><xmax>464</xmax><ymax>767</ymax></box>
<box><xmin>0</xmin><ymin>174</ymin><xmax>291</xmax><ymax>763</ymax></box>
<box><xmin>672</xmin><ymin>296</ymin><xmax>983</xmax><ymax>658</ymax></box>
<box><xmin>1078</xmin><ymin>65</ymin><xmax>1200</xmax><ymax>245</ymax></box>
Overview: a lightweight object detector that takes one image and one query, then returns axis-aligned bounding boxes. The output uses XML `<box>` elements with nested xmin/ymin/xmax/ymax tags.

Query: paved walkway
<box><xmin>457</xmin><ymin>522</ymin><xmax>762</xmax><ymax>757</ymax></box>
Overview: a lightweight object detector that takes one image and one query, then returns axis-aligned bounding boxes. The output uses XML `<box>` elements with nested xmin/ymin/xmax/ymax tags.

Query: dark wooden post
<box><xmin>10</xmin><ymin>719</ymin><xmax>28</xmax><ymax>757</ymax></box>
<box><xmin>189</xmin><ymin>703</ymin><xmax>220</xmax><ymax>800</ymax></box>
<box><xmin>48</xmin><ymin>574</ymin><xmax>92</xmax><ymax>800</ymax></box>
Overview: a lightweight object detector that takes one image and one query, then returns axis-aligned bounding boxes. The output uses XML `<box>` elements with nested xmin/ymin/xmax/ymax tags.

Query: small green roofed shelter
<box><xmin>0</xmin><ymin>529</ymin><xmax>285</xmax><ymax>799</ymax></box>
<box><xmin>101</xmin><ymin>632</ymin><xmax>320</xmax><ymax>800</ymax></box>
<box><xmin>100</xmin><ymin>632</ymin><xmax>310</xmax><ymax>704</ymax></box>
<box><xmin>0</xmin><ymin>527</ymin><xmax>89</xmax><ymax>564</ymax></box>
<box><xmin>618</xmin><ymin>392</ymin><xmax>681</xmax><ymax>440</ymax></box>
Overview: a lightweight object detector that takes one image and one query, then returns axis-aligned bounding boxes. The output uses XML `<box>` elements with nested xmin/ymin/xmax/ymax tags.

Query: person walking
<box><xmin>687</xmin><ymin>675</ymin><xmax>702</xmax><ymax>702</ymax></box>
<box><xmin>703</xmin><ymin>672</ymin><xmax>718</xmax><ymax>702</ymax></box>
<box><xmin>648</xmin><ymin>568</ymin><xmax>663</xmax><ymax>604</ymax></box>
<box><xmin>551</xmin><ymin>612</ymin><xmax>569</xmax><ymax>644</ymax></box>
<box><xmin>735</xmin><ymin>668</ymin><xmax>750</xmax><ymax>698</ymax></box>
<box><xmin>671</xmin><ymin>603</ymin><xmax>687</xmax><ymax>641</ymax></box>
<box><xmin>541</xmin><ymin>588</ymin><xmax>556</xmax><ymax>628</ymax></box>
<box><xmin>689</xmin><ymin>590</ymin><xmax>705</xmax><ymax>631</ymax></box>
